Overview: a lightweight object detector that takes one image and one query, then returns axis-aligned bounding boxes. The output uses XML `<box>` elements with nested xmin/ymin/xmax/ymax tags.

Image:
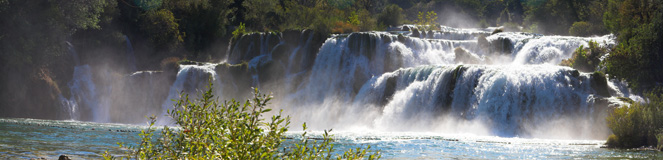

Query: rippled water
<box><xmin>1</xmin><ymin>118</ymin><xmax>661</xmax><ymax>159</ymax></box>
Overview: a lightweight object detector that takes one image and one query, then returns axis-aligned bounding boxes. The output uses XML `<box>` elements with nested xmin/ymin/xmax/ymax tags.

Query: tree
<box><xmin>140</xmin><ymin>9</ymin><xmax>183</xmax><ymax>52</ymax></box>
<box><xmin>378</xmin><ymin>4</ymin><xmax>404</xmax><ymax>27</ymax></box>
<box><xmin>602</xmin><ymin>0</ymin><xmax>663</xmax><ymax>89</ymax></box>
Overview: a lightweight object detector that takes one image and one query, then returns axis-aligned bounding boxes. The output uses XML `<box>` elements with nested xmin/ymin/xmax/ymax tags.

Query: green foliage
<box><xmin>140</xmin><ymin>9</ymin><xmax>183</xmax><ymax>52</ymax></box>
<box><xmin>103</xmin><ymin>84</ymin><xmax>380</xmax><ymax>159</ymax></box>
<box><xmin>602</xmin><ymin>0</ymin><xmax>663</xmax><ymax>89</ymax></box>
<box><xmin>347</xmin><ymin>11</ymin><xmax>361</xmax><ymax>26</ymax></box>
<box><xmin>560</xmin><ymin>41</ymin><xmax>608</xmax><ymax>72</ymax></box>
<box><xmin>165</xmin><ymin>0</ymin><xmax>233</xmax><ymax>57</ymax></box>
<box><xmin>233</xmin><ymin>22</ymin><xmax>247</xmax><ymax>40</ymax></box>
<box><xmin>415</xmin><ymin>11</ymin><xmax>438</xmax><ymax>30</ymax></box>
<box><xmin>378</xmin><ymin>4</ymin><xmax>404</xmax><ymax>27</ymax></box>
<box><xmin>606</xmin><ymin>89</ymin><xmax>663</xmax><ymax>148</ymax></box>
<box><xmin>135</xmin><ymin>0</ymin><xmax>163</xmax><ymax>10</ymax></box>
<box><xmin>524</xmin><ymin>0</ymin><xmax>607</xmax><ymax>35</ymax></box>
<box><xmin>356</xmin><ymin>10</ymin><xmax>376</xmax><ymax>31</ymax></box>
<box><xmin>331</xmin><ymin>21</ymin><xmax>358</xmax><ymax>34</ymax></box>
<box><xmin>523</xmin><ymin>23</ymin><xmax>541</xmax><ymax>33</ymax></box>
<box><xmin>569</xmin><ymin>21</ymin><xmax>592</xmax><ymax>36</ymax></box>
<box><xmin>0</xmin><ymin>0</ymin><xmax>117</xmax><ymax>118</ymax></box>
<box><xmin>606</xmin><ymin>134</ymin><xmax>620</xmax><ymax>147</ymax></box>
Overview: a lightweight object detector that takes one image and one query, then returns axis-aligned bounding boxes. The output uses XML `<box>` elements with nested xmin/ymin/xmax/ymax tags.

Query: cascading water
<box><xmin>62</xmin><ymin>26</ymin><xmax>638</xmax><ymax>139</ymax></box>
<box><xmin>60</xmin><ymin>42</ymin><xmax>101</xmax><ymax>121</ymax></box>
<box><xmin>354</xmin><ymin>65</ymin><xmax>609</xmax><ymax>138</ymax></box>
<box><xmin>157</xmin><ymin>64</ymin><xmax>222</xmax><ymax>124</ymax></box>
<box><xmin>124</xmin><ymin>35</ymin><xmax>137</xmax><ymax>72</ymax></box>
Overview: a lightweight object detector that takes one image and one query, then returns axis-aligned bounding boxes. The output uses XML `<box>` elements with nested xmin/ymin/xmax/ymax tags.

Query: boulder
<box><xmin>454</xmin><ymin>47</ymin><xmax>481</xmax><ymax>64</ymax></box>
<box><xmin>401</xmin><ymin>25</ymin><xmax>411</xmax><ymax>31</ymax></box>
<box><xmin>411</xmin><ymin>28</ymin><xmax>420</xmax><ymax>37</ymax></box>
<box><xmin>59</xmin><ymin>155</ymin><xmax>71</xmax><ymax>160</ymax></box>
<box><xmin>427</xmin><ymin>30</ymin><xmax>435</xmax><ymax>38</ymax></box>
<box><xmin>380</xmin><ymin>75</ymin><xmax>398</xmax><ymax>106</ymax></box>
<box><xmin>590</xmin><ymin>71</ymin><xmax>611</xmax><ymax>97</ymax></box>
<box><xmin>490</xmin><ymin>37</ymin><xmax>513</xmax><ymax>54</ymax></box>
<box><xmin>477</xmin><ymin>35</ymin><xmax>490</xmax><ymax>52</ymax></box>
<box><xmin>397</xmin><ymin>34</ymin><xmax>406</xmax><ymax>43</ymax></box>
<box><xmin>491</xmin><ymin>28</ymin><xmax>504</xmax><ymax>35</ymax></box>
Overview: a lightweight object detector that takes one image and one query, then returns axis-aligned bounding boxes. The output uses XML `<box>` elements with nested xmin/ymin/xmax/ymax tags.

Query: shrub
<box><xmin>560</xmin><ymin>45</ymin><xmax>590</xmax><ymax>71</ymax></box>
<box><xmin>523</xmin><ymin>23</ymin><xmax>541</xmax><ymax>34</ymax></box>
<box><xmin>602</xmin><ymin>0</ymin><xmax>663</xmax><ymax>89</ymax></box>
<box><xmin>414</xmin><ymin>11</ymin><xmax>438</xmax><ymax>30</ymax></box>
<box><xmin>569</xmin><ymin>21</ymin><xmax>592</xmax><ymax>36</ymax></box>
<box><xmin>560</xmin><ymin>41</ymin><xmax>607</xmax><ymax>72</ymax></box>
<box><xmin>232</xmin><ymin>22</ymin><xmax>247</xmax><ymax>40</ymax></box>
<box><xmin>606</xmin><ymin>89</ymin><xmax>663</xmax><ymax>148</ymax></box>
<box><xmin>606</xmin><ymin>134</ymin><xmax>620</xmax><ymax>147</ymax></box>
<box><xmin>357</xmin><ymin>9</ymin><xmax>377</xmax><ymax>31</ymax></box>
<box><xmin>160</xmin><ymin>57</ymin><xmax>180</xmax><ymax>72</ymax></box>
<box><xmin>378</xmin><ymin>4</ymin><xmax>404</xmax><ymax>27</ymax></box>
<box><xmin>331</xmin><ymin>21</ymin><xmax>359</xmax><ymax>34</ymax></box>
<box><xmin>103</xmin><ymin>83</ymin><xmax>380</xmax><ymax>159</ymax></box>
<box><xmin>140</xmin><ymin>9</ymin><xmax>183</xmax><ymax>51</ymax></box>
<box><xmin>347</xmin><ymin>11</ymin><xmax>360</xmax><ymax>26</ymax></box>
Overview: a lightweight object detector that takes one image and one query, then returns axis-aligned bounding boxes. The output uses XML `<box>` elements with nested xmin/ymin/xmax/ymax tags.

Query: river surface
<box><xmin>2</xmin><ymin>118</ymin><xmax>661</xmax><ymax>159</ymax></box>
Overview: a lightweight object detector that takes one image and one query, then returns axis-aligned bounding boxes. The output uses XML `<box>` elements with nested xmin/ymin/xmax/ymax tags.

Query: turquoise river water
<box><xmin>1</xmin><ymin>118</ymin><xmax>662</xmax><ymax>159</ymax></box>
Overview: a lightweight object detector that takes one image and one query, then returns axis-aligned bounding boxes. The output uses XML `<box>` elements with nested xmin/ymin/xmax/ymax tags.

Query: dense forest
<box><xmin>0</xmin><ymin>0</ymin><xmax>662</xmax><ymax>149</ymax></box>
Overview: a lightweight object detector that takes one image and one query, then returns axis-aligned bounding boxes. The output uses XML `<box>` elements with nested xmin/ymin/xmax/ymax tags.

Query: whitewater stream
<box><xmin>2</xmin><ymin>25</ymin><xmax>654</xmax><ymax>158</ymax></box>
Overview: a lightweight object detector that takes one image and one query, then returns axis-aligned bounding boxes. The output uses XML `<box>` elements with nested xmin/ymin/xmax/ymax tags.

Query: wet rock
<box><xmin>590</xmin><ymin>71</ymin><xmax>611</xmax><ymax>97</ymax></box>
<box><xmin>401</xmin><ymin>25</ymin><xmax>411</xmax><ymax>31</ymax></box>
<box><xmin>568</xmin><ymin>70</ymin><xmax>580</xmax><ymax>78</ymax></box>
<box><xmin>397</xmin><ymin>34</ymin><xmax>406</xmax><ymax>43</ymax></box>
<box><xmin>271</xmin><ymin>43</ymin><xmax>292</xmax><ymax>62</ymax></box>
<box><xmin>454</xmin><ymin>47</ymin><xmax>481</xmax><ymax>64</ymax></box>
<box><xmin>490</xmin><ymin>37</ymin><xmax>513</xmax><ymax>54</ymax></box>
<box><xmin>297</xmin><ymin>29</ymin><xmax>326</xmax><ymax>71</ymax></box>
<box><xmin>59</xmin><ymin>155</ymin><xmax>71</xmax><ymax>160</ymax></box>
<box><xmin>477</xmin><ymin>35</ymin><xmax>490</xmax><ymax>52</ymax></box>
<box><xmin>380</xmin><ymin>75</ymin><xmax>398</xmax><ymax>106</ymax></box>
<box><xmin>411</xmin><ymin>28</ymin><xmax>420</xmax><ymax>37</ymax></box>
<box><xmin>227</xmin><ymin>33</ymin><xmax>281</xmax><ymax>63</ymax></box>
<box><xmin>491</xmin><ymin>28</ymin><xmax>504</xmax><ymax>35</ymax></box>
<box><xmin>281</xmin><ymin>29</ymin><xmax>301</xmax><ymax>45</ymax></box>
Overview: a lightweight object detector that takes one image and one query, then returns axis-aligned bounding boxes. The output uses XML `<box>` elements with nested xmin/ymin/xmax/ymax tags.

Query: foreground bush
<box><xmin>104</xmin><ymin>84</ymin><xmax>379</xmax><ymax>159</ymax></box>
<box><xmin>606</xmin><ymin>89</ymin><xmax>663</xmax><ymax>149</ymax></box>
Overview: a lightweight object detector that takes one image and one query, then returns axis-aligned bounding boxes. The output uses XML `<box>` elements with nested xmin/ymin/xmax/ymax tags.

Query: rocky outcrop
<box><xmin>227</xmin><ymin>29</ymin><xmax>326</xmax><ymax>78</ymax></box>
<box><xmin>411</xmin><ymin>28</ymin><xmax>421</xmax><ymax>37</ymax></box>
<box><xmin>0</xmin><ymin>67</ymin><xmax>69</xmax><ymax>120</ymax></box>
<box><xmin>491</xmin><ymin>37</ymin><xmax>513</xmax><ymax>54</ymax></box>
<box><xmin>58</xmin><ymin>155</ymin><xmax>71</xmax><ymax>160</ymax></box>
<box><xmin>454</xmin><ymin>47</ymin><xmax>481</xmax><ymax>64</ymax></box>
<box><xmin>227</xmin><ymin>32</ymin><xmax>281</xmax><ymax>63</ymax></box>
<box><xmin>591</xmin><ymin>71</ymin><xmax>611</xmax><ymax>97</ymax></box>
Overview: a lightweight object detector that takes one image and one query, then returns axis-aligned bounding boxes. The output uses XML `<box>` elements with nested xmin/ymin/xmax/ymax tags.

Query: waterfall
<box><xmin>124</xmin><ymin>36</ymin><xmax>137</xmax><ymax>72</ymax></box>
<box><xmin>59</xmin><ymin>25</ymin><xmax>639</xmax><ymax>139</ymax></box>
<box><xmin>62</xmin><ymin>65</ymin><xmax>100</xmax><ymax>121</ymax></box>
<box><xmin>61</xmin><ymin>42</ymin><xmax>101</xmax><ymax>121</ymax></box>
<box><xmin>356</xmin><ymin>65</ymin><xmax>599</xmax><ymax>137</ymax></box>
<box><xmin>158</xmin><ymin>64</ymin><xmax>221</xmax><ymax>125</ymax></box>
<box><xmin>66</xmin><ymin>41</ymin><xmax>81</xmax><ymax>66</ymax></box>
